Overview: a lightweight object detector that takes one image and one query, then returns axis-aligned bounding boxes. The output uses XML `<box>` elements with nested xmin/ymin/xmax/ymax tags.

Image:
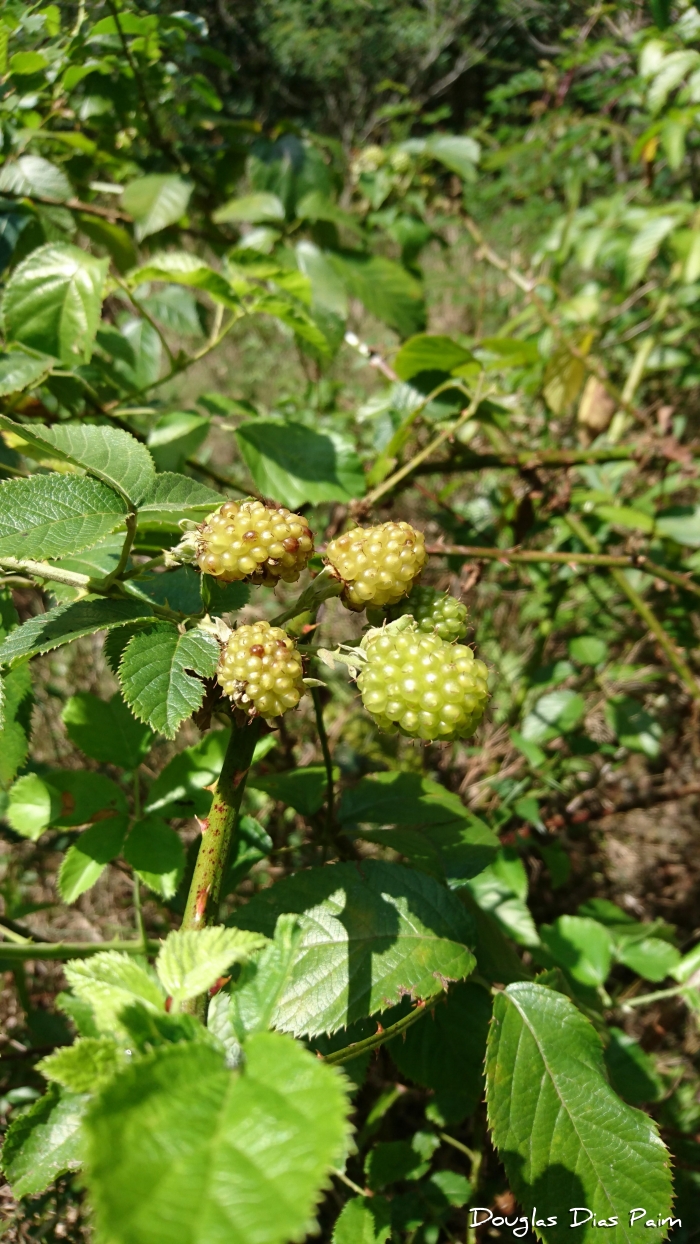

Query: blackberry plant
<box><xmin>324</xmin><ymin>520</ymin><xmax>427</xmax><ymax>610</ymax></box>
<box><xmin>217</xmin><ymin>620</ymin><xmax>306</xmax><ymax>719</ymax></box>
<box><xmin>387</xmin><ymin>584</ymin><xmax>469</xmax><ymax>641</ymax></box>
<box><xmin>190</xmin><ymin>499</ymin><xmax>314</xmax><ymax>585</ymax></box>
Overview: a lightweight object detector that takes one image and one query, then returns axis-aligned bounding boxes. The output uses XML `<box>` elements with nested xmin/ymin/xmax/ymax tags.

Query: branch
<box><xmin>415</xmin><ymin>444</ymin><xmax>676</xmax><ymax>474</ymax></box>
<box><xmin>0</xmin><ymin>938</ymin><xmax>161</xmax><ymax>962</ymax></box>
<box><xmin>0</xmin><ymin>557</ymin><xmax>92</xmax><ymax>590</ymax></box>
<box><xmin>321</xmin><ymin>994</ymin><xmax>438</xmax><ymax>1066</ymax></box>
<box><xmin>0</xmin><ymin>188</ymin><xmax>132</xmax><ymax>223</ymax></box>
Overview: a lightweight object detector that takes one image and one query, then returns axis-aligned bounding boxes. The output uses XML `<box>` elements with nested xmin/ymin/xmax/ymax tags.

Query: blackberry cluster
<box><xmin>196</xmin><ymin>500</ymin><xmax>313</xmax><ymax>585</ymax></box>
<box><xmin>217</xmin><ymin>621</ymin><xmax>305</xmax><ymax>719</ymax></box>
<box><xmin>357</xmin><ymin>627</ymin><xmax>488</xmax><ymax>741</ymax></box>
<box><xmin>325</xmin><ymin>521</ymin><xmax>426</xmax><ymax>611</ymax></box>
<box><xmin>389</xmin><ymin>585</ymin><xmax>468</xmax><ymax>642</ymax></box>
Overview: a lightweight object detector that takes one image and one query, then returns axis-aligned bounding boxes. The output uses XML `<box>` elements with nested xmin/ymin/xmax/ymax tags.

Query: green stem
<box><xmin>415</xmin><ymin>444</ymin><xmax>673</xmax><ymax>474</ymax></box>
<box><xmin>566</xmin><ymin>514</ymin><xmax>700</xmax><ymax>700</ymax></box>
<box><xmin>322</xmin><ymin>994</ymin><xmax>439</xmax><ymax>1066</ymax></box>
<box><xmin>312</xmin><ymin>687</ymin><xmax>334</xmax><ymax>839</ymax></box>
<box><xmin>618</xmin><ymin>984</ymin><xmax>691</xmax><ymax>1009</ymax></box>
<box><xmin>181</xmin><ymin>718</ymin><xmax>263</xmax><ymax>933</ymax></box>
<box><xmin>0</xmin><ymin>939</ymin><xmax>162</xmax><ymax>962</ymax></box>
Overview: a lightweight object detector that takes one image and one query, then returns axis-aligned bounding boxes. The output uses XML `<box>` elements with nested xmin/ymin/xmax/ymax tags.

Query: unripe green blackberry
<box><xmin>390</xmin><ymin>585</ymin><xmax>468</xmax><ymax>642</ymax></box>
<box><xmin>325</xmin><ymin>521</ymin><xmax>426</xmax><ymax>612</ymax></box>
<box><xmin>196</xmin><ymin>499</ymin><xmax>314</xmax><ymax>585</ymax></box>
<box><xmin>357</xmin><ymin>627</ymin><xmax>488</xmax><ymax>741</ymax></box>
<box><xmin>217</xmin><ymin>620</ymin><xmax>305</xmax><ymax>718</ymax></box>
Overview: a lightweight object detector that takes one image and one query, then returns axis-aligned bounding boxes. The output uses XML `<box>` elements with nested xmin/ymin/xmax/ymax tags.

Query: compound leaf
<box><xmin>118</xmin><ymin>624</ymin><xmax>220</xmax><ymax>739</ymax></box>
<box><xmin>2</xmin><ymin>242</ymin><xmax>108</xmax><ymax>363</ymax></box>
<box><xmin>231</xmin><ymin>861</ymin><xmax>476</xmax><ymax>1037</ymax></box>
<box><xmin>485</xmin><ymin>983</ymin><xmax>673</xmax><ymax>1244</ymax></box>
<box><xmin>0</xmin><ymin>473</ymin><xmax>126</xmax><ymax>561</ymax></box>
<box><xmin>84</xmin><ymin>1033</ymin><xmax>351</xmax><ymax>1244</ymax></box>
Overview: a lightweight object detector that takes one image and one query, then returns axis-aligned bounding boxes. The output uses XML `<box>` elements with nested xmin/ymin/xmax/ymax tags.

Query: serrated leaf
<box><xmin>50</xmin><ymin>770</ymin><xmax>128</xmax><ymax>827</ymax></box>
<box><xmin>485</xmin><ymin>983</ymin><xmax>673</xmax><ymax>1244</ymax></box>
<box><xmin>215</xmin><ymin>914</ymin><xmax>302</xmax><ymax>1044</ymax></box>
<box><xmin>128</xmin><ymin>251</ymin><xmax>237</xmax><ymax>307</ymax></box>
<box><xmin>126</xmin><ymin>565</ymin><xmax>204</xmax><ymax>616</ymax></box>
<box><xmin>157</xmin><ymin>926</ymin><xmax>268</xmax><ymax>1007</ymax></box>
<box><xmin>388</xmin><ymin>981</ymin><xmax>492</xmax><ymax>1123</ymax></box>
<box><xmin>0</xmin><ymin>350</ymin><xmax>53</xmax><ymax>396</ymax></box>
<box><xmin>0</xmin><ymin>1083</ymin><xmax>86</xmax><ymax>1198</ymax></box>
<box><xmin>58</xmin><ymin>816</ymin><xmax>129</xmax><ymax>904</ymax></box>
<box><xmin>143</xmin><ymin>728</ymin><xmax>231</xmax><ymax>818</ymax></box>
<box><xmin>0</xmin><ymin>473</ymin><xmax>126</xmax><ymax>561</ymax></box>
<box><xmin>332</xmin><ymin>1197</ymin><xmax>392</xmax><ymax>1244</ymax></box>
<box><xmin>38</xmin><ymin>1038</ymin><xmax>121</xmax><ymax>1094</ymax></box>
<box><xmin>0</xmin><ymin>415</ymin><xmax>155</xmax><ymax>507</ymax></box>
<box><xmin>64</xmin><ymin>952</ymin><xmax>165</xmax><ymax>1036</ymax></box>
<box><xmin>328</xmin><ymin>252</ymin><xmax>425</xmax><ymax>337</ymax></box>
<box><xmin>236</xmin><ymin>419</ymin><xmax>365</xmax><ymax>508</ymax></box>
<box><xmin>118</xmin><ymin>623</ymin><xmax>220</xmax><ymax>739</ymax></box>
<box><xmin>213</xmin><ymin>192</ymin><xmax>285</xmax><ymax>224</ymax></box>
<box><xmin>2</xmin><ymin>242</ymin><xmax>108</xmax><ymax>364</ymax></box>
<box><xmin>84</xmin><ymin>1033</ymin><xmax>351</xmax><ymax>1244</ymax></box>
<box><xmin>62</xmin><ymin>691</ymin><xmax>153</xmax><ymax>769</ymax></box>
<box><xmin>0</xmin><ymin>155</ymin><xmax>71</xmax><ymax>201</ymax></box>
<box><xmin>0</xmin><ymin>598</ymin><xmax>155</xmax><ymax>670</ymax></box>
<box><xmin>249</xmin><ymin>766</ymin><xmax>330</xmax><ymax>817</ymax></box>
<box><xmin>605</xmin><ymin>1029</ymin><xmax>663</xmax><ymax>1105</ymax></box>
<box><xmin>540</xmin><ymin>915</ymin><xmax>613</xmax><ymax>987</ymax></box>
<box><xmin>122</xmin><ymin>175</ymin><xmax>192</xmax><ymax>242</ymax></box>
<box><xmin>123</xmin><ymin>816</ymin><xmax>185</xmax><ymax>899</ymax></box>
<box><xmin>78</xmin><ymin>214</ymin><xmax>138</xmax><ymax>274</ymax></box>
<box><xmin>231</xmin><ymin>860</ymin><xmax>476</xmax><ymax>1037</ymax></box>
<box><xmin>6</xmin><ymin>772</ymin><xmax>61</xmax><ymax>840</ymax></box>
<box><xmin>135</xmin><ymin>471</ymin><xmax>222</xmax><ymax>528</ymax></box>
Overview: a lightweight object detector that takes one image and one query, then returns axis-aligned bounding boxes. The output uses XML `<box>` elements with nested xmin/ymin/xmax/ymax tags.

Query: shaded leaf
<box><xmin>123</xmin><ymin>817</ymin><xmax>185</xmax><ymax>900</ymax></box>
<box><xmin>236</xmin><ymin>419</ymin><xmax>365</xmax><ymax>507</ymax></box>
<box><xmin>58</xmin><ymin>816</ymin><xmax>129</xmax><ymax>904</ymax></box>
<box><xmin>0</xmin><ymin>598</ymin><xmax>155</xmax><ymax>670</ymax></box>
<box><xmin>62</xmin><ymin>691</ymin><xmax>153</xmax><ymax>769</ymax></box>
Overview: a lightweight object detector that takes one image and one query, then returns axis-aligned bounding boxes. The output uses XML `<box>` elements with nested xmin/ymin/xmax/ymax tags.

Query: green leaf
<box><xmin>123</xmin><ymin>817</ymin><xmax>185</xmax><ymax>899</ymax></box>
<box><xmin>213</xmin><ymin>191</ymin><xmax>285</xmax><ymax>224</ymax></box>
<box><xmin>218</xmin><ymin>914</ymin><xmax>302</xmax><ymax>1043</ymax></box>
<box><xmin>605</xmin><ymin>696</ymin><xmax>662</xmax><ymax>758</ymax></box>
<box><xmin>0</xmin><ymin>661</ymin><xmax>32</xmax><ymax>790</ymax></box>
<box><xmin>135</xmin><ymin>472</ymin><xmax>222</xmax><ymax>528</ymax></box>
<box><xmin>77</xmin><ymin>214</ymin><xmax>138</xmax><ymax>274</ymax></box>
<box><xmin>58</xmin><ymin>817</ymin><xmax>129</xmax><ymax>904</ymax></box>
<box><xmin>594</xmin><ymin>505</ymin><xmax>655</xmax><ymax>535</ymax></box>
<box><xmin>231</xmin><ymin>860</ymin><xmax>476</xmax><ymax>1037</ymax></box>
<box><xmin>366</xmin><ymin>1137</ymin><xmax>432</xmax><ymax>1190</ymax></box>
<box><xmin>0</xmin><ymin>416</ymin><xmax>156</xmax><ymax>507</ymax></box>
<box><xmin>604</xmin><ymin>1029</ymin><xmax>663</xmax><ymax>1105</ymax></box>
<box><xmin>388</xmin><ymin>981</ymin><xmax>492</xmax><ymax>1123</ymax></box>
<box><xmin>485</xmin><ymin>983</ymin><xmax>673</xmax><ymax>1244</ymax></box>
<box><xmin>118</xmin><ymin>623</ymin><xmax>221</xmax><ymax>739</ymax></box>
<box><xmin>128</xmin><ymin>251</ymin><xmax>237</xmax><ymax>307</ymax></box>
<box><xmin>62</xmin><ymin>691</ymin><xmax>153</xmax><ymax>769</ymax></box>
<box><xmin>156</xmin><ymin>926</ymin><xmax>268</xmax><ymax>1007</ymax></box>
<box><xmin>328</xmin><ymin>252</ymin><xmax>425</xmax><ymax>337</ymax></box>
<box><xmin>393</xmin><ymin>334</ymin><xmax>473</xmax><ymax>382</ymax></box>
<box><xmin>339</xmin><ymin>771</ymin><xmax>467</xmax><ymax>827</ymax></box>
<box><xmin>540</xmin><ymin>915</ymin><xmax>613</xmax><ymax>987</ymax></box>
<box><xmin>6</xmin><ymin>772</ymin><xmax>61</xmax><ymax>840</ymax></box>
<box><xmin>465</xmin><ymin>850</ymin><xmax>539</xmax><ymax>948</ymax></box>
<box><xmin>332</xmin><ymin>1197</ymin><xmax>392</xmax><ymax>1244</ymax></box>
<box><xmin>656</xmin><ymin>505</ymin><xmax>700</xmax><ymax>547</ymax></box>
<box><xmin>146</xmin><ymin>411</ymin><xmax>209</xmax><ymax>473</ymax></box>
<box><xmin>0</xmin><ymin>155</ymin><xmax>71</xmax><ymax>201</ymax></box>
<box><xmin>0</xmin><ymin>350</ymin><xmax>53</xmax><ymax>396</ymax></box>
<box><xmin>0</xmin><ymin>598</ymin><xmax>155</xmax><ymax>670</ymax></box>
<box><xmin>122</xmin><ymin>175</ymin><xmax>192</xmax><ymax>242</ymax></box>
<box><xmin>236</xmin><ymin>419</ymin><xmax>365</xmax><ymax>508</ymax></box>
<box><xmin>249</xmin><ymin>766</ymin><xmax>329</xmax><ymax>816</ymax></box>
<box><xmin>568</xmin><ymin>635</ymin><xmax>608</xmax><ymax>666</ymax></box>
<box><xmin>125</xmin><ymin>565</ymin><xmax>204</xmax><ymax>616</ymax></box>
<box><xmin>522</xmin><ymin>689</ymin><xmax>586</xmax><ymax>743</ymax></box>
<box><xmin>64</xmin><ymin>952</ymin><xmax>165</xmax><ymax>1037</ymax></box>
<box><xmin>0</xmin><ymin>474</ymin><xmax>126</xmax><ymax>561</ymax></box>
<box><xmin>0</xmin><ymin>1083</ymin><xmax>86</xmax><ymax>1197</ymax></box>
<box><xmin>2</xmin><ymin>242</ymin><xmax>108</xmax><ymax>363</ymax></box>
<box><xmin>50</xmin><ymin>770</ymin><xmax>128</xmax><ymax>827</ymax></box>
<box><xmin>424</xmin><ymin>133</ymin><xmax>481</xmax><ymax>178</ymax></box>
<box><xmin>144</xmin><ymin>728</ymin><xmax>231</xmax><ymax>818</ymax></box>
<box><xmin>84</xmin><ymin>1033</ymin><xmax>351</xmax><ymax>1244</ymax></box>
<box><xmin>38</xmin><ymin>1038</ymin><xmax>121</xmax><ymax>1094</ymax></box>
<box><xmin>614</xmin><ymin>936</ymin><xmax>680</xmax><ymax>982</ymax></box>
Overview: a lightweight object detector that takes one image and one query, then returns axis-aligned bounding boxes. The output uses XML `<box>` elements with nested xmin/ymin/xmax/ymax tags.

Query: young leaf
<box><xmin>0</xmin><ymin>1083</ymin><xmax>87</xmax><ymax>1198</ymax></box>
<box><xmin>123</xmin><ymin>817</ymin><xmax>185</xmax><ymax>899</ymax></box>
<box><xmin>2</xmin><ymin>242</ymin><xmax>108</xmax><ymax>363</ymax></box>
<box><xmin>0</xmin><ymin>350</ymin><xmax>53</xmax><ymax>396</ymax></box>
<box><xmin>338</xmin><ymin>771</ymin><xmax>468</xmax><ymax>827</ymax></box>
<box><xmin>62</xmin><ymin>691</ymin><xmax>153</xmax><ymax>769</ymax></box>
<box><xmin>0</xmin><ymin>474</ymin><xmax>126</xmax><ymax>561</ymax></box>
<box><xmin>387</xmin><ymin>981</ymin><xmax>493</xmax><ymax>1124</ymax></box>
<box><xmin>118</xmin><ymin>623</ymin><xmax>221</xmax><ymax>738</ymax></box>
<box><xmin>0</xmin><ymin>598</ymin><xmax>155</xmax><ymax>669</ymax></box>
<box><xmin>213</xmin><ymin>914</ymin><xmax>302</xmax><ymax>1044</ymax></box>
<box><xmin>0</xmin><ymin>416</ymin><xmax>156</xmax><ymax>507</ymax></box>
<box><xmin>231</xmin><ymin>861</ymin><xmax>476</xmax><ymax>1037</ymax></box>
<box><xmin>156</xmin><ymin>926</ymin><xmax>267</xmax><ymax>1008</ymax></box>
<box><xmin>135</xmin><ymin>471</ymin><xmax>222</xmax><ymax>528</ymax></box>
<box><xmin>6</xmin><ymin>772</ymin><xmax>61</xmax><ymax>839</ymax></box>
<box><xmin>332</xmin><ymin>1197</ymin><xmax>392</xmax><ymax>1244</ymax></box>
<box><xmin>84</xmin><ymin>1033</ymin><xmax>351</xmax><ymax>1244</ymax></box>
<box><xmin>38</xmin><ymin>1037</ymin><xmax>121</xmax><ymax>1094</ymax></box>
<box><xmin>64</xmin><ymin>952</ymin><xmax>166</xmax><ymax>1036</ymax></box>
<box><xmin>236</xmin><ymin>419</ymin><xmax>365</xmax><ymax>508</ymax></box>
<box><xmin>485</xmin><ymin>983</ymin><xmax>673</xmax><ymax>1244</ymax></box>
<box><xmin>58</xmin><ymin>816</ymin><xmax>129</xmax><ymax>904</ymax></box>
<box><xmin>122</xmin><ymin>174</ymin><xmax>193</xmax><ymax>241</ymax></box>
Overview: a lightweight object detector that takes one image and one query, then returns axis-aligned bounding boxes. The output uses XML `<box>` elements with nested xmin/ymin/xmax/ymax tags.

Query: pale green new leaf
<box><xmin>84</xmin><ymin>1033</ymin><xmax>351</xmax><ymax>1244</ymax></box>
<box><xmin>231</xmin><ymin>861</ymin><xmax>476</xmax><ymax>1037</ymax></box>
<box><xmin>0</xmin><ymin>350</ymin><xmax>53</xmax><ymax>396</ymax></box>
<box><xmin>485</xmin><ymin>983</ymin><xmax>673</xmax><ymax>1244</ymax></box>
<box><xmin>332</xmin><ymin>1198</ymin><xmax>392</xmax><ymax>1244</ymax></box>
<box><xmin>0</xmin><ymin>1084</ymin><xmax>87</xmax><ymax>1197</ymax></box>
<box><xmin>0</xmin><ymin>474</ymin><xmax>126</xmax><ymax>561</ymax></box>
<box><xmin>157</xmin><ymin>927</ymin><xmax>268</xmax><ymax>1007</ymax></box>
<box><xmin>2</xmin><ymin>243</ymin><xmax>108</xmax><ymax>363</ymax></box>
<box><xmin>122</xmin><ymin>174</ymin><xmax>192</xmax><ymax>241</ymax></box>
<box><xmin>135</xmin><ymin>472</ymin><xmax>222</xmax><ymax>528</ymax></box>
<box><xmin>0</xmin><ymin>598</ymin><xmax>155</xmax><ymax>670</ymax></box>
<box><xmin>0</xmin><ymin>416</ymin><xmax>155</xmax><ymax>507</ymax></box>
<box><xmin>213</xmin><ymin>191</ymin><xmax>285</xmax><ymax>224</ymax></box>
<box><xmin>118</xmin><ymin>624</ymin><xmax>221</xmax><ymax>738</ymax></box>
<box><xmin>64</xmin><ymin>952</ymin><xmax>166</xmax><ymax>1036</ymax></box>
<box><xmin>38</xmin><ymin>1038</ymin><xmax>121</xmax><ymax>1094</ymax></box>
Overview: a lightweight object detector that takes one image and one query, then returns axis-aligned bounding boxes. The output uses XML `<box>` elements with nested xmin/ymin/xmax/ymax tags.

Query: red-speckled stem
<box><xmin>181</xmin><ymin>718</ymin><xmax>263</xmax><ymax>935</ymax></box>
